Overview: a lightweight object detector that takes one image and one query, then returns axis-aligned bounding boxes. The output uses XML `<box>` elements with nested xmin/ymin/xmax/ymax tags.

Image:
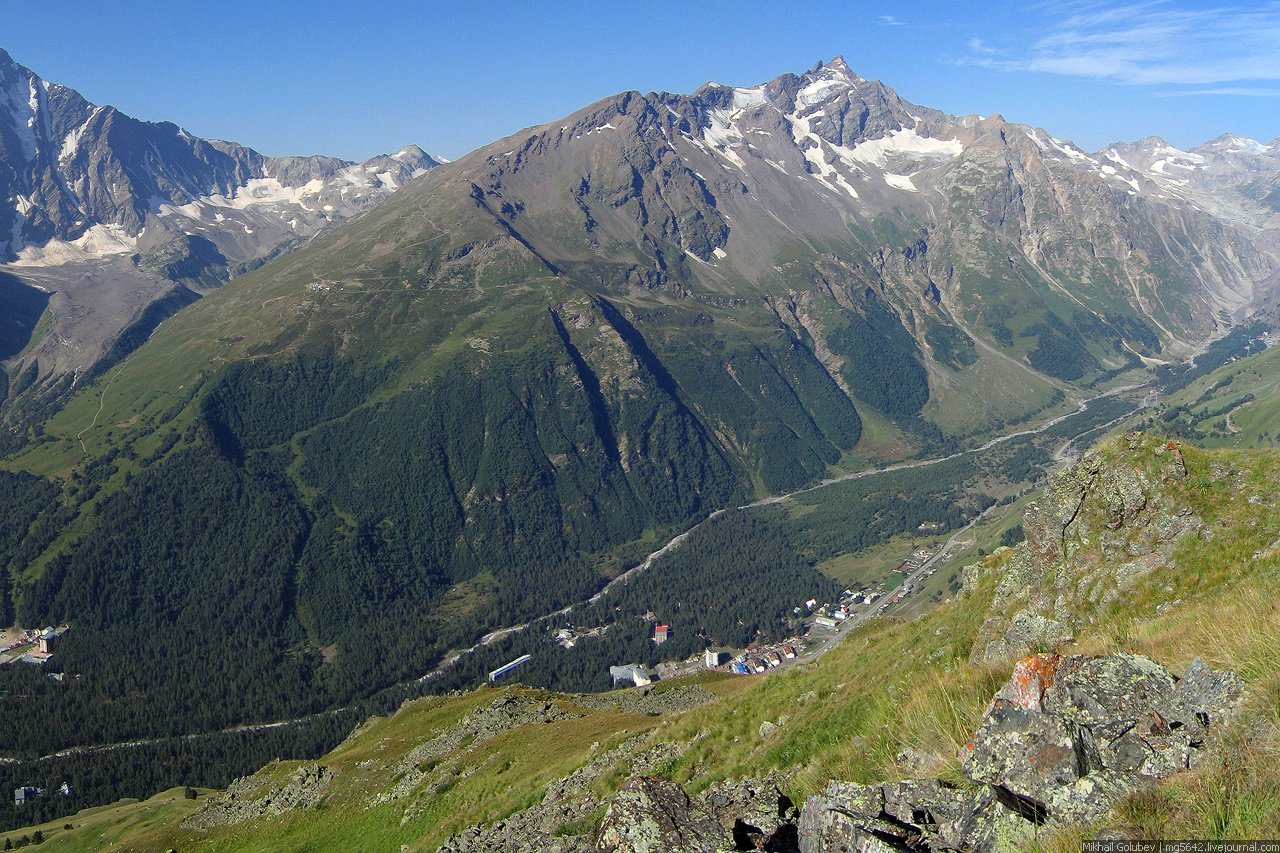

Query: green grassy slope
<box><xmin>1146</xmin><ymin>341</ymin><xmax>1280</xmax><ymax>448</ymax></box>
<box><xmin>0</xmin><ymin>80</ymin><xmax>1266</xmax><ymax>829</ymax></box>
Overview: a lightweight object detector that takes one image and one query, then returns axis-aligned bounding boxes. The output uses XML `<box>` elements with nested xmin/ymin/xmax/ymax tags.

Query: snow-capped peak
<box><xmin>1199</xmin><ymin>133</ymin><xmax>1273</xmax><ymax>156</ymax></box>
<box><xmin>810</xmin><ymin>55</ymin><xmax>860</xmax><ymax>83</ymax></box>
<box><xmin>392</xmin><ymin>144</ymin><xmax>428</xmax><ymax>164</ymax></box>
<box><xmin>794</xmin><ymin>56</ymin><xmax>861</xmax><ymax>111</ymax></box>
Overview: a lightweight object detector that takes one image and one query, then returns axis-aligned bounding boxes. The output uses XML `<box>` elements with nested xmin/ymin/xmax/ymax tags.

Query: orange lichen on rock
<box><xmin>1001</xmin><ymin>653</ymin><xmax>1061</xmax><ymax>711</ymax></box>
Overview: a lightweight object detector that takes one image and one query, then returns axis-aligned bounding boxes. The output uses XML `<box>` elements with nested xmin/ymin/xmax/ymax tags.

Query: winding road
<box><xmin>798</xmin><ymin>385</ymin><xmax>1150</xmax><ymax>659</ymax></box>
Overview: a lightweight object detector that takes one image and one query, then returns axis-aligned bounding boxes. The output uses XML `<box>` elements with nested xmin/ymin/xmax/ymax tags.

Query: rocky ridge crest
<box><xmin>969</xmin><ymin>432</ymin><xmax>1204</xmax><ymax>664</ymax></box>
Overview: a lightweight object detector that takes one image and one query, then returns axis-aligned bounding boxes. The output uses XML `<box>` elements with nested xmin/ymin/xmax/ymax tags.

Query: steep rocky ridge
<box><xmin>0</xmin><ymin>47</ymin><xmax>436</xmax><ymax>262</ymax></box>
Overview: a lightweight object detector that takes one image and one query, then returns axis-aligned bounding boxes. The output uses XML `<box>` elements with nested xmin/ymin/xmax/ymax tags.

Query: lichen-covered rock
<box><xmin>1177</xmin><ymin>657</ymin><xmax>1247</xmax><ymax>726</ymax></box>
<box><xmin>796</xmin><ymin>778</ymin><xmax>1031</xmax><ymax>852</ymax></box>
<box><xmin>962</xmin><ymin>653</ymin><xmax>1243</xmax><ymax>825</ymax></box>
<box><xmin>972</xmin><ymin>434</ymin><xmax>1203</xmax><ymax>664</ymax></box>
<box><xmin>596</xmin><ymin>776</ymin><xmax>732</xmax><ymax>852</ymax></box>
<box><xmin>700</xmin><ymin>774</ymin><xmax>799</xmax><ymax>852</ymax></box>
<box><xmin>800</xmin><ymin>653</ymin><xmax>1244</xmax><ymax>852</ymax></box>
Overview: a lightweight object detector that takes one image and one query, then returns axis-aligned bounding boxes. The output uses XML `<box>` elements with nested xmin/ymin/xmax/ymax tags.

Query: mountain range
<box><xmin>0</xmin><ymin>51</ymin><xmax>1278</xmax><ymax>839</ymax></box>
<box><xmin>0</xmin><ymin>47</ymin><xmax>435</xmax><ymax>393</ymax></box>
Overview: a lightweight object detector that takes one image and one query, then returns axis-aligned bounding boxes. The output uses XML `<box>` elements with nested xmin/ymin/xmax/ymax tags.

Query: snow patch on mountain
<box><xmin>60</xmin><ymin>114</ymin><xmax>95</xmax><ymax>164</ymax></box>
<box><xmin>730</xmin><ymin>87</ymin><xmax>768</xmax><ymax>112</ymax></box>
<box><xmin>159</xmin><ymin>177</ymin><xmax>316</xmax><ymax>218</ymax></box>
<box><xmin>796</xmin><ymin>78</ymin><xmax>848</xmax><ymax>110</ymax></box>
<box><xmin>788</xmin><ymin>114</ymin><xmax>859</xmax><ymax>198</ymax></box>
<box><xmin>1104</xmin><ymin>150</ymin><xmax>1135</xmax><ymax>171</ymax></box>
<box><xmin>11</xmin><ymin>223</ymin><xmax>135</xmax><ymax>266</ymax></box>
<box><xmin>842</xmin><ymin>128</ymin><xmax>962</xmax><ymax>168</ymax></box>
<box><xmin>3</xmin><ymin>72</ymin><xmax>38</xmax><ymax>161</ymax></box>
<box><xmin>702</xmin><ymin>109</ymin><xmax>748</xmax><ymax>170</ymax></box>
<box><xmin>882</xmin><ymin>173</ymin><xmax>917</xmax><ymax>192</ymax></box>
<box><xmin>1204</xmin><ymin>134</ymin><xmax>1272</xmax><ymax>155</ymax></box>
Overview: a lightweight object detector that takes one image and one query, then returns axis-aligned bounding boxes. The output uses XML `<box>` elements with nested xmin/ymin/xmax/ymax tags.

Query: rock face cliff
<box><xmin>0</xmin><ymin>48</ymin><xmax>436</xmax><ymax>262</ymax></box>
<box><xmin>970</xmin><ymin>433</ymin><xmax>1204</xmax><ymax>664</ymax></box>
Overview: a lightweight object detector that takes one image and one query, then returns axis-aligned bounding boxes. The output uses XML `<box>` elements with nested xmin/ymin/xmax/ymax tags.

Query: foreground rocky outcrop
<box><xmin>438</xmin><ymin>762</ymin><xmax>798</xmax><ymax>853</ymax></box>
<box><xmin>388</xmin><ymin>693</ymin><xmax>583</xmax><ymax>803</ymax></box>
<box><xmin>433</xmin><ymin>650</ymin><xmax>1242</xmax><ymax>852</ymax></box>
<box><xmin>798</xmin><ymin>652</ymin><xmax>1245</xmax><ymax>851</ymax></box>
<box><xmin>596</xmin><ymin>776</ymin><xmax>733</xmax><ymax>852</ymax></box>
<box><xmin>436</xmin><ymin>736</ymin><xmax>690</xmax><ymax>853</ymax></box>
<box><xmin>489</xmin><ymin>653</ymin><xmax>1244</xmax><ymax>851</ymax></box>
<box><xmin>587</xmin><ymin>773</ymin><xmax>800</xmax><ymax>853</ymax></box>
<box><xmin>970</xmin><ymin>433</ymin><xmax>1204</xmax><ymax>664</ymax></box>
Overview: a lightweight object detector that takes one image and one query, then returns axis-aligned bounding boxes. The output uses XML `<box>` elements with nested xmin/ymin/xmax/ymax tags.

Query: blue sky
<box><xmin>6</xmin><ymin>1</ymin><xmax>1279</xmax><ymax>161</ymax></box>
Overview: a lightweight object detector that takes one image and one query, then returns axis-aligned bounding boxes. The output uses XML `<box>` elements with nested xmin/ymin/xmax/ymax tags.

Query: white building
<box><xmin>609</xmin><ymin>664</ymin><xmax>652</xmax><ymax>687</ymax></box>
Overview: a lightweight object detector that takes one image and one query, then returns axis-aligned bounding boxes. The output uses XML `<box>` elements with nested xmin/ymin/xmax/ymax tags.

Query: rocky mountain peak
<box><xmin>1198</xmin><ymin>132</ymin><xmax>1273</xmax><ymax>155</ymax></box>
<box><xmin>801</xmin><ymin>55</ymin><xmax>862</xmax><ymax>90</ymax></box>
<box><xmin>816</xmin><ymin>55</ymin><xmax>857</xmax><ymax>79</ymax></box>
<box><xmin>0</xmin><ymin>47</ymin><xmax>438</xmax><ymax>264</ymax></box>
<box><xmin>390</xmin><ymin>143</ymin><xmax>437</xmax><ymax>167</ymax></box>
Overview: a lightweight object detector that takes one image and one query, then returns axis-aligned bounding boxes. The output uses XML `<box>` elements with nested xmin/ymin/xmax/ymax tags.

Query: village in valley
<box><xmin>621</xmin><ymin>541</ymin><xmax>953</xmax><ymax>687</ymax></box>
<box><xmin>486</xmin><ymin>539</ymin><xmax>952</xmax><ymax>690</ymax></box>
<box><xmin>0</xmin><ymin>626</ymin><xmax>69</xmax><ymax>670</ymax></box>
<box><xmin>1</xmin><ymin>627</ymin><xmax>75</xmax><ymax>811</ymax></box>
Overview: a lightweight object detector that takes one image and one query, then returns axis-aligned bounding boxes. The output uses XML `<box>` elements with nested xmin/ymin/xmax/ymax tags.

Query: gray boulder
<box><xmin>799</xmin><ymin>653</ymin><xmax>1244</xmax><ymax>852</ymax></box>
<box><xmin>700</xmin><ymin>774</ymin><xmax>800</xmax><ymax>851</ymax></box>
<box><xmin>596</xmin><ymin>776</ymin><xmax>733</xmax><ymax>852</ymax></box>
<box><xmin>964</xmin><ymin>653</ymin><xmax>1244</xmax><ymax>823</ymax></box>
<box><xmin>797</xmin><ymin>778</ymin><xmax>1032</xmax><ymax>852</ymax></box>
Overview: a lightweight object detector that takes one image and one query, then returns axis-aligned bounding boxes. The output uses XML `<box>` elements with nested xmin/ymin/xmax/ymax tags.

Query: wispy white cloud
<box><xmin>1156</xmin><ymin>86</ymin><xmax>1280</xmax><ymax>98</ymax></box>
<box><xmin>965</xmin><ymin>1</ymin><xmax>1280</xmax><ymax>92</ymax></box>
<box><xmin>878</xmin><ymin>14</ymin><xmax>905</xmax><ymax>26</ymax></box>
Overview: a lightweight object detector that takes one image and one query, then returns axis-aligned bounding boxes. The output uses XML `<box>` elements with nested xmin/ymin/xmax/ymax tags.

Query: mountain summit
<box><xmin>0</xmin><ymin>47</ymin><xmax>438</xmax><ymax>262</ymax></box>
